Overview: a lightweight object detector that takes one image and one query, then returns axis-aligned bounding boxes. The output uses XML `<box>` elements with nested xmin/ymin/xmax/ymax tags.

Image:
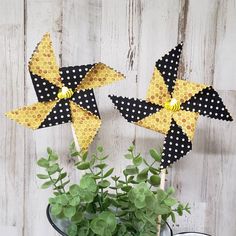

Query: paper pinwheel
<box><xmin>6</xmin><ymin>33</ymin><xmax>124</xmax><ymax>150</ymax></box>
<box><xmin>109</xmin><ymin>43</ymin><xmax>233</xmax><ymax>168</ymax></box>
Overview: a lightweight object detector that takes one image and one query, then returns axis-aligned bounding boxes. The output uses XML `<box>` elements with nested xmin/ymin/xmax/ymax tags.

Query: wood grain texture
<box><xmin>0</xmin><ymin>0</ymin><xmax>236</xmax><ymax>235</ymax></box>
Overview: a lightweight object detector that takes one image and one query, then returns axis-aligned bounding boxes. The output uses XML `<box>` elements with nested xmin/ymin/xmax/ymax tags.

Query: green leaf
<box><xmin>95</xmin><ymin>163</ymin><xmax>107</xmax><ymax>169</ymax></box>
<box><xmin>124</xmin><ymin>154</ymin><xmax>133</xmax><ymax>159</ymax></box>
<box><xmin>104</xmin><ymin>168</ymin><xmax>114</xmax><ymax>178</ymax></box>
<box><xmin>149</xmin><ymin>175</ymin><xmax>161</xmax><ymax>187</ymax></box>
<box><xmin>97</xmin><ymin>146</ymin><xmax>104</xmax><ymax>152</ymax></box>
<box><xmin>81</xmin><ymin>151</ymin><xmax>88</xmax><ymax>161</ymax></box>
<box><xmin>137</xmin><ymin>168</ymin><xmax>149</xmax><ymax>182</ymax></box>
<box><xmin>166</xmin><ymin>186</ymin><xmax>175</xmax><ymax>195</ymax></box>
<box><xmin>121</xmin><ymin>185</ymin><xmax>132</xmax><ymax>192</ymax></box>
<box><xmin>170</xmin><ymin>212</ymin><xmax>176</xmax><ymax>223</ymax></box>
<box><xmin>71</xmin><ymin>211</ymin><xmax>83</xmax><ymax>223</ymax></box>
<box><xmin>47</xmin><ymin>147</ymin><xmax>53</xmax><ymax>155</ymax></box>
<box><xmin>164</xmin><ymin>198</ymin><xmax>177</xmax><ymax>207</ymax></box>
<box><xmin>149</xmin><ymin>149</ymin><xmax>161</xmax><ymax>162</ymax></box>
<box><xmin>67</xmin><ymin>223</ymin><xmax>77</xmax><ymax>236</ymax></box>
<box><xmin>133</xmin><ymin>156</ymin><xmax>143</xmax><ymax>166</ymax></box>
<box><xmin>123</xmin><ymin>165</ymin><xmax>139</xmax><ymax>176</ymax></box>
<box><xmin>69</xmin><ymin>184</ymin><xmax>80</xmax><ymax>196</ymax></box>
<box><xmin>51</xmin><ymin>204</ymin><xmax>62</xmax><ymax>216</ymax></box>
<box><xmin>70</xmin><ymin>196</ymin><xmax>80</xmax><ymax>206</ymax></box>
<box><xmin>63</xmin><ymin>206</ymin><xmax>76</xmax><ymax>218</ymax></box>
<box><xmin>77</xmin><ymin>162</ymin><xmax>90</xmax><ymax>170</ymax></box>
<box><xmin>71</xmin><ymin>151</ymin><xmax>80</xmax><ymax>157</ymax></box>
<box><xmin>47</xmin><ymin>163</ymin><xmax>59</xmax><ymax>175</ymax></box>
<box><xmin>98</xmin><ymin>180</ymin><xmax>111</xmax><ymax>188</ymax></box>
<box><xmin>58</xmin><ymin>172</ymin><xmax>67</xmax><ymax>180</ymax></box>
<box><xmin>41</xmin><ymin>180</ymin><xmax>53</xmax><ymax>189</ymax></box>
<box><xmin>49</xmin><ymin>152</ymin><xmax>58</xmax><ymax>161</ymax></box>
<box><xmin>37</xmin><ymin>174</ymin><xmax>49</xmax><ymax>179</ymax></box>
<box><xmin>149</xmin><ymin>166</ymin><xmax>158</xmax><ymax>175</ymax></box>
<box><xmin>37</xmin><ymin>158</ymin><xmax>49</xmax><ymax>168</ymax></box>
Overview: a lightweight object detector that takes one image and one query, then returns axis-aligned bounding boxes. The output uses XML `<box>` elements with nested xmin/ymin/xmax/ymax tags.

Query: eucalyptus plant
<box><xmin>37</xmin><ymin>144</ymin><xmax>190</xmax><ymax>236</ymax></box>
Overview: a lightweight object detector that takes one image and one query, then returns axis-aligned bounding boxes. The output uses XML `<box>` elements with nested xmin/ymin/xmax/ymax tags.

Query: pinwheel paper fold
<box><xmin>109</xmin><ymin>43</ymin><xmax>233</xmax><ymax>168</ymax></box>
<box><xmin>6</xmin><ymin>33</ymin><xmax>125</xmax><ymax>150</ymax></box>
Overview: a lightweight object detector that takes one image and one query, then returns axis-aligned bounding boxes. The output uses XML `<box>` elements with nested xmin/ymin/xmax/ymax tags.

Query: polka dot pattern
<box><xmin>78</xmin><ymin>63</ymin><xmax>124</xmax><ymax>90</ymax></box>
<box><xmin>30</xmin><ymin>72</ymin><xmax>60</xmax><ymax>102</ymax></box>
<box><xmin>70</xmin><ymin>101</ymin><xmax>101</xmax><ymax>150</ymax></box>
<box><xmin>5</xmin><ymin>101</ymin><xmax>57</xmax><ymax>129</ymax></box>
<box><xmin>39</xmin><ymin>99</ymin><xmax>72</xmax><ymax>128</ymax></box>
<box><xmin>71</xmin><ymin>89</ymin><xmax>100</xmax><ymax>118</ymax></box>
<box><xmin>146</xmin><ymin>67</ymin><xmax>171</xmax><ymax>106</ymax></box>
<box><xmin>28</xmin><ymin>33</ymin><xmax>62</xmax><ymax>87</ymax></box>
<box><xmin>160</xmin><ymin>119</ymin><xmax>192</xmax><ymax>169</ymax></box>
<box><xmin>59</xmin><ymin>64</ymin><xmax>94</xmax><ymax>90</ymax></box>
<box><xmin>135</xmin><ymin>109</ymin><xmax>173</xmax><ymax>135</ymax></box>
<box><xmin>109</xmin><ymin>95</ymin><xmax>161</xmax><ymax>122</ymax></box>
<box><xmin>156</xmin><ymin>43</ymin><xmax>183</xmax><ymax>93</ymax></box>
<box><xmin>172</xmin><ymin>79</ymin><xmax>207</xmax><ymax>104</ymax></box>
<box><xmin>181</xmin><ymin>87</ymin><xmax>233</xmax><ymax>121</ymax></box>
<box><xmin>173</xmin><ymin>110</ymin><xmax>198</xmax><ymax>140</ymax></box>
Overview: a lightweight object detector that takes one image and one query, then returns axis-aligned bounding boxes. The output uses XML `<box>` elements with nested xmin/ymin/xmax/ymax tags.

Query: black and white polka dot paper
<box><xmin>30</xmin><ymin>72</ymin><xmax>60</xmax><ymax>102</ymax></box>
<box><xmin>181</xmin><ymin>87</ymin><xmax>233</xmax><ymax>121</ymax></box>
<box><xmin>71</xmin><ymin>89</ymin><xmax>100</xmax><ymax>117</ymax></box>
<box><xmin>156</xmin><ymin>43</ymin><xmax>183</xmax><ymax>94</ymax></box>
<box><xmin>161</xmin><ymin>119</ymin><xmax>192</xmax><ymax>169</ymax></box>
<box><xmin>59</xmin><ymin>64</ymin><xmax>94</xmax><ymax>90</ymax></box>
<box><xmin>109</xmin><ymin>95</ymin><xmax>161</xmax><ymax>122</ymax></box>
<box><xmin>39</xmin><ymin>99</ymin><xmax>71</xmax><ymax>128</ymax></box>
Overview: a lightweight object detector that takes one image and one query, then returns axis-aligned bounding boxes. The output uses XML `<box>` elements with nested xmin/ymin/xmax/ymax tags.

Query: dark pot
<box><xmin>46</xmin><ymin>205</ymin><xmax>211</xmax><ymax>236</ymax></box>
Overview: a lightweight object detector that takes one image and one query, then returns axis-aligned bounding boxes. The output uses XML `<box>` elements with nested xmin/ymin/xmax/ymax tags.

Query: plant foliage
<box><xmin>37</xmin><ymin>143</ymin><xmax>190</xmax><ymax>236</ymax></box>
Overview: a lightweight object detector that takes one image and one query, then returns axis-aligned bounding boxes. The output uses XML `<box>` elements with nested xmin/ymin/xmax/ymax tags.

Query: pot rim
<box><xmin>46</xmin><ymin>204</ymin><xmax>68</xmax><ymax>236</ymax></box>
<box><xmin>46</xmin><ymin>204</ymin><xmax>211</xmax><ymax>236</ymax></box>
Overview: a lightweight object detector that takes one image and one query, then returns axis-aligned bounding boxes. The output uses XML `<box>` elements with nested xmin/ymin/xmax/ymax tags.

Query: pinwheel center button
<box><xmin>57</xmin><ymin>86</ymin><xmax>74</xmax><ymax>99</ymax></box>
<box><xmin>164</xmin><ymin>98</ymin><xmax>181</xmax><ymax>112</ymax></box>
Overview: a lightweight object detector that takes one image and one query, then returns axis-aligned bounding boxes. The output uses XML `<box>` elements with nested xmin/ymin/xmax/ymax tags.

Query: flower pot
<box><xmin>46</xmin><ymin>205</ymin><xmax>211</xmax><ymax>236</ymax></box>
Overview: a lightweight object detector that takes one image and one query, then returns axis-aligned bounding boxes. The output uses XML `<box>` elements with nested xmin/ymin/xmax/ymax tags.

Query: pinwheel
<box><xmin>109</xmin><ymin>43</ymin><xmax>233</xmax><ymax>169</ymax></box>
<box><xmin>6</xmin><ymin>33</ymin><xmax>124</xmax><ymax>150</ymax></box>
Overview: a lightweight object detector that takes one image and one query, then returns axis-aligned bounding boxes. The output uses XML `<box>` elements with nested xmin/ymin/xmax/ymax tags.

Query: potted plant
<box><xmin>37</xmin><ymin>143</ymin><xmax>190</xmax><ymax>236</ymax></box>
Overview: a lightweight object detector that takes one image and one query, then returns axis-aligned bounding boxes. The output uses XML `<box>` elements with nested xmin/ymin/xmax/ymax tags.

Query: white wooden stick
<box><xmin>157</xmin><ymin>169</ymin><xmax>166</xmax><ymax>236</ymax></box>
<box><xmin>71</xmin><ymin>125</ymin><xmax>80</xmax><ymax>151</ymax></box>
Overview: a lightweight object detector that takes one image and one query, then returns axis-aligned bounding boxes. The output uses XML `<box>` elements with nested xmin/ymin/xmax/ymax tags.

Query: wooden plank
<box><xmin>0</xmin><ymin>0</ymin><xmax>24</xmax><ymax>235</ymax></box>
<box><xmin>24</xmin><ymin>0</ymin><xmax>63</xmax><ymax>235</ymax></box>
<box><xmin>214</xmin><ymin>0</ymin><xmax>236</xmax><ymax>90</ymax></box>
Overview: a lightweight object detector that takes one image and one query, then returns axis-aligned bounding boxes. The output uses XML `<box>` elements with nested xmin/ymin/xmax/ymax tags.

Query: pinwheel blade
<box><xmin>70</xmin><ymin>101</ymin><xmax>101</xmax><ymax>150</ymax></box>
<box><xmin>59</xmin><ymin>64</ymin><xmax>95</xmax><ymax>90</ymax></box>
<box><xmin>161</xmin><ymin>119</ymin><xmax>192</xmax><ymax>169</ymax></box>
<box><xmin>71</xmin><ymin>89</ymin><xmax>100</xmax><ymax>118</ymax></box>
<box><xmin>146</xmin><ymin>67</ymin><xmax>171</xmax><ymax>106</ymax></box>
<box><xmin>155</xmin><ymin>43</ymin><xmax>183</xmax><ymax>93</ymax></box>
<box><xmin>5</xmin><ymin>101</ymin><xmax>57</xmax><ymax>129</ymax></box>
<box><xmin>181</xmin><ymin>87</ymin><xmax>233</xmax><ymax>121</ymax></box>
<box><xmin>172</xmin><ymin>79</ymin><xmax>207</xmax><ymax>104</ymax></box>
<box><xmin>28</xmin><ymin>33</ymin><xmax>62</xmax><ymax>88</ymax></box>
<box><xmin>78</xmin><ymin>63</ymin><xmax>124</xmax><ymax>90</ymax></box>
<box><xmin>173</xmin><ymin>110</ymin><xmax>198</xmax><ymax>140</ymax></box>
<box><xmin>30</xmin><ymin>73</ymin><xmax>60</xmax><ymax>102</ymax></box>
<box><xmin>39</xmin><ymin>99</ymin><xmax>72</xmax><ymax>128</ymax></box>
<box><xmin>109</xmin><ymin>95</ymin><xmax>161</xmax><ymax>122</ymax></box>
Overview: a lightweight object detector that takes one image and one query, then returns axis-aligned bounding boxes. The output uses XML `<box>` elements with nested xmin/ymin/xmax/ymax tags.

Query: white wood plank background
<box><xmin>1</xmin><ymin>0</ymin><xmax>236</xmax><ymax>235</ymax></box>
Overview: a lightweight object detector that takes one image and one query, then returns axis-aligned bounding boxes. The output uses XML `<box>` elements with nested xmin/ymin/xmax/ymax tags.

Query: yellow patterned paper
<box><xmin>28</xmin><ymin>33</ymin><xmax>62</xmax><ymax>88</ymax></box>
<box><xmin>172</xmin><ymin>79</ymin><xmax>207</xmax><ymax>104</ymax></box>
<box><xmin>146</xmin><ymin>68</ymin><xmax>171</xmax><ymax>106</ymax></box>
<box><xmin>173</xmin><ymin>110</ymin><xmax>198</xmax><ymax>140</ymax></box>
<box><xmin>5</xmin><ymin>101</ymin><xmax>57</xmax><ymax>129</ymax></box>
<box><xmin>78</xmin><ymin>63</ymin><xmax>124</xmax><ymax>90</ymax></box>
<box><xmin>70</xmin><ymin>101</ymin><xmax>101</xmax><ymax>150</ymax></box>
<box><xmin>135</xmin><ymin>109</ymin><xmax>173</xmax><ymax>135</ymax></box>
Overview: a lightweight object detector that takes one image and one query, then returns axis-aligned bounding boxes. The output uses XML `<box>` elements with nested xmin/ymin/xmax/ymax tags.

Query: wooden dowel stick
<box><xmin>157</xmin><ymin>168</ymin><xmax>166</xmax><ymax>236</ymax></box>
<box><xmin>71</xmin><ymin>125</ymin><xmax>80</xmax><ymax>151</ymax></box>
